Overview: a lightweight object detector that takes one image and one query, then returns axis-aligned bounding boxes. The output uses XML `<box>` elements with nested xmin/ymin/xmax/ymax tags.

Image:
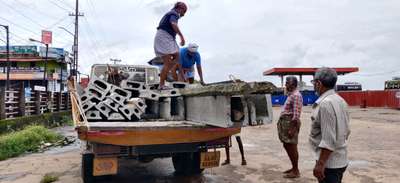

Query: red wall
<box><xmin>338</xmin><ymin>90</ymin><xmax>400</xmax><ymax>109</ymax></box>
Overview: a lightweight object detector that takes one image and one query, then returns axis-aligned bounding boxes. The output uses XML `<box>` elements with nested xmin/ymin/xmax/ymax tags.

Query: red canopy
<box><xmin>263</xmin><ymin>67</ymin><xmax>359</xmax><ymax>76</ymax></box>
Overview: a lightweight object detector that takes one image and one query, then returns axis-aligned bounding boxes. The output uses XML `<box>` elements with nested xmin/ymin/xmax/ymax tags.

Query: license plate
<box><xmin>93</xmin><ymin>157</ymin><xmax>118</xmax><ymax>176</ymax></box>
<box><xmin>200</xmin><ymin>151</ymin><xmax>220</xmax><ymax>169</ymax></box>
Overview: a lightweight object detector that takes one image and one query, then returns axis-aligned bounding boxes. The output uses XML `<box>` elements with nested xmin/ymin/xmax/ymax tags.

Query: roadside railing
<box><xmin>0</xmin><ymin>86</ymin><xmax>71</xmax><ymax>120</ymax></box>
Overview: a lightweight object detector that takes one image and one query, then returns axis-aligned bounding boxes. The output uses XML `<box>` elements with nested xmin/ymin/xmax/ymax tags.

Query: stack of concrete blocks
<box><xmin>81</xmin><ymin>77</ymin><xmax>147</xmax><ymax>121</ymax></box>
<box><xmin>120</xmin><ymin>80</ymin><xmax>187</xmax><ymax>121</ymax></box>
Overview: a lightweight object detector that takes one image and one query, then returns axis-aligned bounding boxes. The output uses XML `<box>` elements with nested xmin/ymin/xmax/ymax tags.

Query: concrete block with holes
<box><xmin>120</xmin><ymin>80</ymin><xmax>148</xmax><ymax>90</ymax></box>
<box><xmin>95</xmin><ymin>102</ymin><xmax>112</xmax><ymax>117</ymax></box>
<box><xmin>103</xmin><ymin>98</ymin><xmax>120</xmax><ymax>112</ymax></box>
<box><xmin>170</xmin><ymin>82</ymin><xmax>188</xmax><ymax>89</ymax></box>
<box><xmin>127</xmin><ymin>98</ymin><xmax>147</xmax><ymax>113</ymax></box>
<box><xmin>159</xmin><ymin>88</ymin><xmax>180</xmax><ymax>97</ymax></box>
<box><xmin>139</xmin><ymin>90</ymin><xmax>161</xmax><ymax>101</ymax></box>
<box><xmin>107</xmin><ymin>112</ymin><xmax>125</xmax><ymax>121</ymax></box>
<box><xmin>109</xmin><ymin>86</ymin><xmax>131</xmax><ymax>99</ymax></box>
<box><xmin>107</xmin><ymin>93</ymin><xmax>128</xmax><ymax>106</ymax></box>
<box><xmin>90</xmin><ymin>77</ymin><xmax>112</xmax><ymax>92</ymax></box>
<box><xmin>85</xmin><ymin>86</ymin><xmax>107</xmax><ymax>101</ymax></box>
<box><xmin>119</xmin><ymin>105</ymin><xmax>141</xmax><ymax>120</ymax></box>
<box><xmin>86</xmin><ymin>110</ymin><xmax>103</xmax><ymax>120</ymax></box>
<box><xmin>82</xmin><ymin>100</ymin><xmax>97</xmax><ymax>112</ymax></box>
<box><xmin>80</xmin><ymin>93</ymin><xmax>102</xmax><ymax>105</ymax></box>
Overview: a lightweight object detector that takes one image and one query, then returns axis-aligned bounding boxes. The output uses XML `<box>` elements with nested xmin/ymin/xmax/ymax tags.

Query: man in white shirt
<box><xmin>310</xmin><ymin>67</ymin><xmax>351</xmax><ymax>183</ymax></box>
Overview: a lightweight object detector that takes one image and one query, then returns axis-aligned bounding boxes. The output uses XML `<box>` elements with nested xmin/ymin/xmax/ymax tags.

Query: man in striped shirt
<box><xmin>310</xmin><ymin>67</ymin><xmax>350</xmax><ymax>183</ymax></box>
<box><xmin>278</xmin><ymin>76</ymin><xmax>303</xmax><ymax>178</ymax></box>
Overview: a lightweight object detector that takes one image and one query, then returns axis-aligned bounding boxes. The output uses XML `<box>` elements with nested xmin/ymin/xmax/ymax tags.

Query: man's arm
<box><xmin>196</xmin><ymin>65</ymin><xmax>204</xmax><ymax>84</ymax></box>
<box><xmin>313</xmin><ymin>103</ymin><xmax>337</xmax><ymax>181</ymax></box>
<box><xmin>171</xmin><ymin>22</ymin><xmax>185</xmax><ymax>46</ymax></box>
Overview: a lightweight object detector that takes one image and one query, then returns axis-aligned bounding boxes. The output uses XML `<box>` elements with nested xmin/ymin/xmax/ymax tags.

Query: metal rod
<box><xmin>5</xmin><ymin>26</ymin><xmax>10</xmax><ymax>90</ymax></box>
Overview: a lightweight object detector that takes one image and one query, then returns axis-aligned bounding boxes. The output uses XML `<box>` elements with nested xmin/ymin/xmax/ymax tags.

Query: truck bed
<box><xmin>87</xmin><ymin>120</ymin><xmax>206</xmax><ymax>131</ymax></box>
<box><xmin>77</xmin><ymin>121</ymin><xmax>240</xmax><ymax>146</ymax></box>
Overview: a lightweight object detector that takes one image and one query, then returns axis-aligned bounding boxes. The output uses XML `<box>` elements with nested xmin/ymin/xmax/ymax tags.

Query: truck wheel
<box><xmin>172</xmin><ymin>152</ymin><xmax>204</xmax><ymax>175</ymax></box>
<box><xmin>81</xmin><ymin>153</ymin><xmax>95</xmax><ymax>183</ymax></box>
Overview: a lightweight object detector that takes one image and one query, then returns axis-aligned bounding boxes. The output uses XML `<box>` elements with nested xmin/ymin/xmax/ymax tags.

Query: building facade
<box><xmin>0</xmin><ymin>45</ymin><xmax>70</xmax><ymax>92</ymax></box>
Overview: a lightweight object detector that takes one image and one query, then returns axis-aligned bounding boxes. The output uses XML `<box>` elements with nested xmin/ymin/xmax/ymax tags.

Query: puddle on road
<box><xmin>45</xmin><ymin>126</ymin><xmax>80</xmax><ymax>155</ymax></box>
<box><xmin>0</xmin><ymin>172</ymin><xmax>29</xmax><ymax>182</ymax></box>
<box><xmin>349</xmin><ymin>160</ymin><xmax>370</xmax><ymax>168</ymax></box>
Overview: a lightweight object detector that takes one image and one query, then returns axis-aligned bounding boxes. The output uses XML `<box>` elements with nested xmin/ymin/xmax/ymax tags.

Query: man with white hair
<box><xmin>310</xmin><ymin>67</ymin><xmax>350</xmax><ymax>183</ymax></box>
<box><xmin>175</xmin><ymin>43</ymin><xmax>205</xmax><ymax>84</ymax></box>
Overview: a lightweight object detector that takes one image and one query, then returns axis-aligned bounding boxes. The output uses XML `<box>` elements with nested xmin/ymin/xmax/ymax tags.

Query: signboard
<box><xmin>39</xmin><ymin>47</ymin><xmax>64</xmax><ymax>58</ymax></box>
<box><xmin>41</xmin><ymin>30</ymin><xmax>52</xmax><ymax>44</ymax></box>
<box><xmin>396</xmin><ymin>92</ymin><xmax>400</xmax><ymax>99</ymax></box>
<box><xmin>0</xmin><ymin>45</ymin><xmax>37</xmax><ymax>55</ymax></box>
<box><xmin>34</xmin><ymin>85</ymin><xmax>46</xmax><ymax>91</ymax></box>
<box><xmin>200</xmin><ymin>151</ymin><xmax>220</xmax><ymax>169</ymax></box>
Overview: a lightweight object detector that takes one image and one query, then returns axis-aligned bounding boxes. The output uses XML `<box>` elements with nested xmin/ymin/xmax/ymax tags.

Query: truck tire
<box><xmin>81</xmin><ymin>153</ymin><xmax>95</xmax><ymax>183</ymax></box>
<box><xmin>172</xmin><ymin>152</ymin><xmax>204</xmax><ymax>175</ymax></box>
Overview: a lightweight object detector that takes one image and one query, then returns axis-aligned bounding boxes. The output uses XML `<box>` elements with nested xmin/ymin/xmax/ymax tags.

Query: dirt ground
<box><xmin>0</xmin><ymin>106</ymin><xmax>399</xmax><ymax>183</ymax></box>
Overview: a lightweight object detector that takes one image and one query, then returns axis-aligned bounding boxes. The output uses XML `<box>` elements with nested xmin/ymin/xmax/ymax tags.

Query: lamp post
<box><xmin>0</xmin><ymin>24</ymin><xmax>10</xmax><ymax>90</ymax></box>
<box><xmin>29</xmin><ymin>38</ymin><xmax>48</xmax><ymax>91</ymax></box>
<box><xmin>58</xmin><ymin>26</ymin><xmax>75</xmax><ymax>78</ymax></box>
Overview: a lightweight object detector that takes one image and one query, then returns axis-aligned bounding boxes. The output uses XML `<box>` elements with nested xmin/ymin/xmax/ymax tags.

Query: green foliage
<box><xmin>0</xmin><ymin>111</ymin><xmax>72</xmax><ymax>135</ymax></box>
<box><xmin>40</xmin><ymin>174</ymin><xmax>59</xmax><ymax>183</ymax></box>
<box><xmin>0</xmin><ymin>125</ymin><xmax>62</xmax><ymax>160</ymax></box>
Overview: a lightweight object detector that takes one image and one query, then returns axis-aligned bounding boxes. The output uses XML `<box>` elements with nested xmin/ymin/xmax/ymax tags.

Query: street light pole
<box><xmin>44</xmin><ymin>44</ymin><xmax>48</xmax><ymax>91</ymax></box>
<box><xmin>0</xmin><ymin>25</ymin><xmax>10</xmax><ymax>89</ymax></box>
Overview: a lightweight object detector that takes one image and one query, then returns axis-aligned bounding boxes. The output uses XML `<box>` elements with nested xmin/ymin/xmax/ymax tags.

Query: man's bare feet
<box><xmin>283</xmin><ymin>169</ymin><xmax>300</xmax><ymax>179</ymax></box>
<box><xmin>283</xmin><ymin>171</ymin><xmax>300</xmax><ymax>178</ymax></box>
<box><xmin>283</xmin><ymin>169</ymin><xmax>293</xmax><ymax>174</ymax></box>
<box><xmin>241</xmin><ymin>160</ymin><xmax>247</xmax><ymax>165</ymax></box>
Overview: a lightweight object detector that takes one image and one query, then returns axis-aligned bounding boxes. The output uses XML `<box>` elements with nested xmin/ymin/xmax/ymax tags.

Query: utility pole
<box><xmin>69</xmin><ymin>0</ymin><xmax>84</xmax><ymax>77</ymax></box>
<box><xmin>110</xmin><ymin>58</ymin><xmax>122</xmax><ymax>65</ymax></box>
<box><xmin>0</xmin><ymin>25</ymin><xmax>10</xmax><ymax>89</ymax></box>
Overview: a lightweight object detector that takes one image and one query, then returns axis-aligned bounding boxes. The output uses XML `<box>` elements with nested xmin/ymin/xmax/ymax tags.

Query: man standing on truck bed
<box><xmin>277</xmin><ymin>76</ymin><xmax>303</xmax><ymax>178</ymax></box>
<box><xmin>154</xmin><ymin>2</ymin><xmax>187</xmax><ymax>90</ymax></box>
<box><xmin>174</xmin><ymin>43</ymin><xmax>205</xmax><ymax>85</ymax></box>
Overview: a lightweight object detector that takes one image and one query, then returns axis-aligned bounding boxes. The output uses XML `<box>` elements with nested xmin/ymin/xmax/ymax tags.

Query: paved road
<box><xmin>1</xmin><ymin>107</ymin><xmax>400</xmax><ymax>183</ymax></box>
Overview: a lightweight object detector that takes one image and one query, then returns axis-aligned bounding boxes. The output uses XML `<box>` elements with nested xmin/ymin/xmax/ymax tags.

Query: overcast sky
<box><xmin>1</xmin><ymin>0</ymin><xmax>399</xmax><ymax>89</ymax></box>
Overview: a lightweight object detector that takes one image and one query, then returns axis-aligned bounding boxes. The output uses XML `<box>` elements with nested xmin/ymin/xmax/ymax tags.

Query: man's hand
<box><xmin>313</xmin><ymin>161</ymin><xmax>325</xmax><ymax>181</ymax></box>
<box><xmin>180</xmin><ymin>36</ymin><xmax>185</xmax><ymax>46</ymax></box>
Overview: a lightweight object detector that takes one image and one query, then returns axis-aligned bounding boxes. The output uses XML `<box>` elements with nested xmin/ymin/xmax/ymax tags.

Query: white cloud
<box><xmin>1</xmin><ymin>0</ymin><xmax>399</xmax><ymax>89</ymax></box>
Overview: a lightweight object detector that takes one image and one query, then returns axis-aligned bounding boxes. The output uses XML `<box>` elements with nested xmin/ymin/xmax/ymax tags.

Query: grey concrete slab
<box><xmin>186</xmin><ymin>96</ymin><xmax>233</xmax><ymax>128</ymax></box>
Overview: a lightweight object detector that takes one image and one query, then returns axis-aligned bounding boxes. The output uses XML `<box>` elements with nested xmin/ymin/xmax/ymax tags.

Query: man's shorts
<box><xmin>154</xmin><ymin>29</ymin><xmax>179</xmax><ymax>57</ymax></box>
<box><xmin>183</xmin><ymin>69</ymin><xmax>194</xmax><ymax>79</ymax></box>
<box><xmin>277</xmin><ymin>114</ymin><xmax>300</xmax><ymax>144</ymax></box>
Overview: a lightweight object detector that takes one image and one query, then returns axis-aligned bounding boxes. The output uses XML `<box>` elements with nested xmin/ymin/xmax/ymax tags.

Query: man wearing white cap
<box><xmin>176</xmin><ymin>43</ymin><xmax>205</xmax><ymax>84</ymax></box>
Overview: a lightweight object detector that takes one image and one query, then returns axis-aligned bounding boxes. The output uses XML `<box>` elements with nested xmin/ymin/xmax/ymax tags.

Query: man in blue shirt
<box><xmin>154</xmin><ymin>2</ymin><xmax>187</xmax><ymax>90</ymax></box>
<box><xmin>175</xmin><ymin>43</ymin><xmax>205</xmax><ymax>85</ymax></box>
